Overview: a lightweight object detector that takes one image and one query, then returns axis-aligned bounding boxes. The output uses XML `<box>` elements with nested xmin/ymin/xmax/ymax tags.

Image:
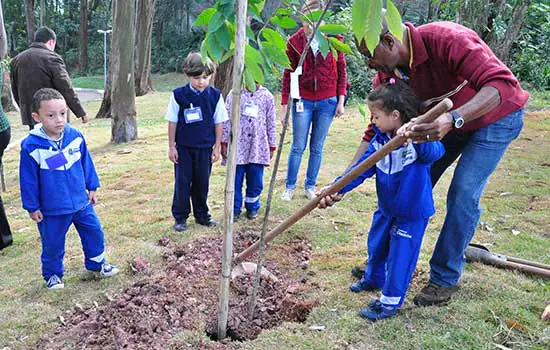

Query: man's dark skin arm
<box><xmin>402</xmin><ymin>86</ymin><xmax>501</xmax><ymax>141</ymax></box>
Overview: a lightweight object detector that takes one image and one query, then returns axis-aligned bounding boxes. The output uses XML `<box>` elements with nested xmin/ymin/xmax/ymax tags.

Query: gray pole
<box><xmin>103</xmin><ymin>31</ymin><xmax>107</xmax><ymax>87</ymax></box>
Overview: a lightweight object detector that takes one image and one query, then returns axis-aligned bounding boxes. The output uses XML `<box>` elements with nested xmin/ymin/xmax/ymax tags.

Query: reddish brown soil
<box><xmin>37</xmin><ymin>230</ymin><xmax>316</xmax><ymax>349</ymax></box>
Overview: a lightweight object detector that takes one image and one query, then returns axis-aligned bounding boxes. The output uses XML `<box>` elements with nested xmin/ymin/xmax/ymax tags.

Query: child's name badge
<box><xmin>45</xmin><ymin>151</ymin><xmax>68</xmax><ymax>169</ymax></box>
<box><xmin>243</xmin><ymin>103</ymin><xmax>259</xmax><ymax>118</ymax></box>
<box><xmin>184</xmin><ymin>105</ymin><xmax>203</xmax><ymax>124</ymax></box>
<box><xmin>296</xmin><ymin>100</ymin><xmax>304</xmax><ymax>113</ymax></box>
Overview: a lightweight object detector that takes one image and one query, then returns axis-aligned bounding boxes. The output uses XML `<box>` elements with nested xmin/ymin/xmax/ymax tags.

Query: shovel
<box><xmin>465</xmin><ymin>243</ymin><xmax>550</xmax><ymax>279</ymax></box>
<box><xmin>231</xmin><ymin>98</ymin><xmax>454</xmax><ymax>277</ymax></box>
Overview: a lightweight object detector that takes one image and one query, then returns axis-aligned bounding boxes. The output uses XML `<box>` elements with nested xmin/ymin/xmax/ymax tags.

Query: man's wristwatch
<box><xmin>450</xmin><ymin>110</ymin><xmax>465</xmax><ymax>129</ymax></box>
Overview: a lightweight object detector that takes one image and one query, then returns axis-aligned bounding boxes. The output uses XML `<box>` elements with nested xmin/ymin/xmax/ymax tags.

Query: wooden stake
<box><xmin>217</xmin><ymin>0</ymin><xmax>248</xmax><ymax>340</ymax></box>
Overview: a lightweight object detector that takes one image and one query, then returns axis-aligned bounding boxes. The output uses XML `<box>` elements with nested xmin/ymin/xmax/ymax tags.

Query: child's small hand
<box><xmin>168</xmin><ymin>147</ymin><xmax>178</xmax><ymax>164</ymax></box>
<box><xmin>88</xmin><ymin>191</ymin><xmax>98</xmax><ymax>205</ymax></box>
<box><xmin>30</xmin><ymin>210</ymin><xmax>43</xmax><ymax>223</ymax></box>
<box><xmin>81</xmin><ymin>115</ymin><xmax>89</xmax><ymax>124</ymax></box>
<box><xmin>212</xmin><ymin>146</ymin><xmax>221</xmax><ymax>163</ymax></box>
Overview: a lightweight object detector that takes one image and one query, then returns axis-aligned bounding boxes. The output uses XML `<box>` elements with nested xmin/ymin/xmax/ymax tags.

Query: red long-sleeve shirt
<box><xmin>281</xmin><ymin>28</ymin><xmax>347</xmax><ymax>105</ymax></box>
<box><xmin>362</xmin><ymin>22</ymin><xmax>529</xmax><ymax>142</ymax></box>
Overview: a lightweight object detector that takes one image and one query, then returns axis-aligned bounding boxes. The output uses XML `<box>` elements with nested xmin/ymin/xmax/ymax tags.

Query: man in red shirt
<box><xmin>333</xmin><ymin>20</ymin><xmax>528</xmax><ymax>306</ymax></box>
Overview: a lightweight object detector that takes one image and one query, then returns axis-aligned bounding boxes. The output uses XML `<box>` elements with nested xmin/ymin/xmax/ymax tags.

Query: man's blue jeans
<box><xmin>286</xmin><ymin>97</ymin><xmax>337</xmax><ymax>190</ymax></box>
<box><xmin>430</xmin><ymin>109</ymin><xmax>524</xmax><ymax>287</ymax></box>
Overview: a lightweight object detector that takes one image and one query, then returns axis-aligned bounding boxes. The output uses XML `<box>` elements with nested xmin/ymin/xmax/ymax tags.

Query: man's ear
<box><xmin>382</xmin><ymin>33</ymin><xmax>394</xmax><ymax>49</ymax></box>
<box><xmin>31</xmin><ymin>112</ymin><xmax>41</xmax><ymax>123</ymax></box>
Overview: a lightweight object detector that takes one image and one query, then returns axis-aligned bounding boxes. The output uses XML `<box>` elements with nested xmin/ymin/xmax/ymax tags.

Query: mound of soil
<box><xmin>37</xmin><ymin>229</ymin><xmax>316</xmax><ymax>349</ymax></box>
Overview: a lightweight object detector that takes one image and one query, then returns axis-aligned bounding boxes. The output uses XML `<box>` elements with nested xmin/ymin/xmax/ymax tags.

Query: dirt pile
<box><xmin>37</xmin><ymin>230</ymin><xmax>316</xmax><ymax>349</ymax></box>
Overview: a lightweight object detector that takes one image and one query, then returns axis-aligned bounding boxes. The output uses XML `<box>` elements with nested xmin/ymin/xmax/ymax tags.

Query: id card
<box><xmin>184</xmin><ymin>105</ymin><xmax>203</xmax><ymax>124</ymax></box>
<box><xmin>243</xmin><ymin>103</ymin><xmax>259</xmax><ymax>118</ymax></box>
<box><xmin>296</xmin><ymin>100</ymin><xmax>304</xmax><ymax>113</ymax></box>
<box><xmin>45</xmin><ymin>151</ymin><xmax>68</xmax><ymax>170</ymax></box>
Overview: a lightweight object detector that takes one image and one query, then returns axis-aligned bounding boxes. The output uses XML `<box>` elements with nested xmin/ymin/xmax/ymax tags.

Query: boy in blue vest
<box><xmin>166</xmin><ymin>52</ymin><xmax>228</xmax><ymax>231</ymax></box>
<box><xmin>20</xmin><ymin>88</ymin><xmax>119</xmax><ymax>290</ymax></box>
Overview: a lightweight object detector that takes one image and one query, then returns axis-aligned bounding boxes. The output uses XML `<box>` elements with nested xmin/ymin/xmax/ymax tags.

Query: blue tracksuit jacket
<box><xmin>20</xmin><ymin>124</ymin><xmax>100</xmax><ymax>216</ymax></box>
<box><xmin>337</xmin><ymin>127</ymin><xmax>445</xmax><ymax>220</ymax></box>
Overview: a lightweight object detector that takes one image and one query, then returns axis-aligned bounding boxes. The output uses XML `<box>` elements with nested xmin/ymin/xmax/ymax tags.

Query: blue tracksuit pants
<box><xmin>172</xmin><ymin>146</ymin><xmax>212</xmax><ymax>223</ymax></box>
<box><xmin>363</xmin><ymin>210</ymin><xmax>429</xmax><ymax>308</ymax></box>
<box><xmin>38</xmin><ymin>203</ymin><xmax>105</xmax><ymax>281</ymax></box>
<box><xmin>234</xmin><ymin>164</ymin><xmax>264</xmax><ymax>215</ymax></box>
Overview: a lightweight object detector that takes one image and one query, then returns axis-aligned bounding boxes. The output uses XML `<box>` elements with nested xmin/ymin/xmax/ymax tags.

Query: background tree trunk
<box><xmin>110</xmin><ymin>0</ymin><xmax>137</xmax><ymax>143</ymax></box>
<box><xmin>212</xmin><ymin>57</ymin><xmax>233</xmax><ymax>98</ymax></box>
<box><xmin>79</xmin><ymin>0</ymin><xmax>89</xmax><ymax>72</ymax></box>
<box><xmin>40</xmin><ymin>0</ymin><xmax>46</xmax><ymax>26</ymax></box>
<box><xmin>134</xmin><ymin>0</ymin><xmax>156</xmax><ymax>96</ymax></box>
<box><xmin>0</xmin><ymin>0</ymin><xmax>17</xmax><ymax>112</ymax></box>
<box><xmin>24</xmin><ymin>0</ymin><xmax>36</xmax><ymax>44</ymax></box>
<box><xmin>486</xmin><ymin>0</ymin><xmax>531</xmax><ymax>64</ymax></box>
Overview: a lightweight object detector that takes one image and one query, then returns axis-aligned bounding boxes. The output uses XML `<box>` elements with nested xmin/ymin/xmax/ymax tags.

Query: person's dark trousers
<box><xmin>234</xmin><ymin>164</ymin><xmax>264</xmax><ymax>215</ymax></box>
<box><xmin>171</xmin><ymin>146</ymin><xmax>213</xmax><ymax>223</ymax></box>
<box><xmin>0</xmin><ymin>128</ymin><xmax>12</xmax><ymax>250</ymax></box>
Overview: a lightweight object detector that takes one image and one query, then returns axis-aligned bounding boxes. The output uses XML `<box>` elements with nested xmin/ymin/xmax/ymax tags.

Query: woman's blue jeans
<box><xmin>285</xmin><ymin>97</ymin><xmax>337</xmax><ymax>190</ymax></box>
<box><xmin>429</xmin><ymin>109</ymin><xmax>524</xmax><ymax>287</ymax></box>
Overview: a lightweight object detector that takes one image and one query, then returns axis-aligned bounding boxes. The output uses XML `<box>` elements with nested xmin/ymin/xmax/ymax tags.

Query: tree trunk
<box><xmin>79</xmin><ymin>0</ymin><xmax>89</xmax><ymax>72</ymax></box>
<box><xmin>134</xmin><ymin>0</ymin><xmax>156</xmax><ymax>96</ymax></box>
<box><xmin>40</xmin><ymin>0</ymin><xmax>46</xmax><ymax>26</ymax></box>
<box><xmin>110</xmin><ymin>0</ymin><xmax>137</xmax><ymax>143</ymax></box>
<box><xmin>213</xmin><ymin>58</ymin><xmax>234</xmax><ymax>99</ymax></box>
<box><xmin>487</xmin><ymin>0</ymin><xmax>531</xmax><ymax>64</ymax></box>
<box><xmin>24</xmin><ymin>0</ymin><xmax>36</xmax><ymax>44</ymax></box>
<box><xmin>218</xmin><ymin>0</ymin><xmax>247</xmax><ymax>340</ymax></box>
<box><xmin>0</xmin><ymin>0</ymin><xmax>17</xmax><ymax>112</ymax></box>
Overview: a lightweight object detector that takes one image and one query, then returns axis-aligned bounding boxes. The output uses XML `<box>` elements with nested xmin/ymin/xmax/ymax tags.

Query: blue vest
<box><xmin>173</xmin><ymin>84</ymin><xmax>220</xmax><ymax>148</ymax></box>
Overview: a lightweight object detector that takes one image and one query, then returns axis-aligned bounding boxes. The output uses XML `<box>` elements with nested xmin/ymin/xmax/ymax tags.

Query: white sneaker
<box><xmin>46</xmin><ymin>275</ymin><xmax>64</xmax><ymax>290</ymax></box>
<box><xmin>304</xmin><ymin>188</ymin><xmax>316</xmax><ymax>200</ymax></box>
<box><xmin>281</xmin><ymin>188</ymin><xmax>295</xmax><ymax>201</ymax></box>
<box><xmin>99</xmin><ymin>263</ymin><xmax>120</xmax><ymax>278</ymax></box>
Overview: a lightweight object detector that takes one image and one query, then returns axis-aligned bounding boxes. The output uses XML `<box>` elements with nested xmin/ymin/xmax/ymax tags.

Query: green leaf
<box><xmin>245</xmin><ymin>44</ymin><xmax>265</xmax><ymax>84</ymax></box>
<box><xmin>386</xmin><ymin>0</ymin><xmax>403</xmax><ymax>42</ymax></box>
<box><xmin>260</xmin><ymin>40</ymin><xmax>290</xmax><ymax>68</ymax></box>
<box><xmin>274</xmin><ymin>8</ymin><xmax>291</xmax><ymax>16</ymax></box>
<box><xmin>248</xmin><ymin>3</ymin><xmax>264</xmax><ymax>23</ymax></box>
<box><xmin>261</xmin><ymin>28</ymin><xmax>287</xmax><ymax>52</ymax></box>
<box><xmin>215</xmin><ymin>23</ymin><xmax>232</xmax><ymax>51</ymax></box>
<box><xmin>207</xmin><ymin>33</ymin><xmax>224</xmax><ymax>62</ymax></box>
<box><xmin>271</xmin><ymin>16</ymin><xmax>298</xmax><ymax>29</ymax></box>
<box><xmin>319</xmin><ymin>24</ymin><xmax>347</xmax><ymax>35</ymax></box>
<box><xmin>243</xmin><ymin>67</ymin><xmax>257</xmax><ymax>92</ymax></box>
<box><xmin>246</xmin><ymin>26</ymin><xmax>256</xmax><ymax>41</ymax></box>
<box><xmin>328</xmin><ymin>37</ymin><xmax>353</xmax><ymax>54</ymax></box>
<box><xmin>314</xmin><ymin>31</ymin><xmax>330</xmax><ymax>59</ymax></box>
<box><xmin>302</xmin><ymin>9</ymin><xmax>333</xmax><ymax>23</ymax></box>
<box><xmin>194</xmin><ymin>8</ymin><xmax>216</xmax><ymax>27</ymax></box>
<box><xmin>208</xmin><ymin>11</ymin><xmax>225</xmax><ymax>33</ymax></box>
<box><xmin>352</xmin><ymin>0</ymin><xmax>368</xmax><ymax>44</ymax></box>
<box><xmin>220</xmin><ymin>0</ymin><xmax>233</xmax><ymax>5</ymax></box>
<box><xmin>200</xmin><ymin>36</ymin><xmax>209</xmax><ymax>62</ymax></box>
<box><xmin>365</xmin><ymin>0</ymin><xmax>383</xmax><ymax>55</ymax></box>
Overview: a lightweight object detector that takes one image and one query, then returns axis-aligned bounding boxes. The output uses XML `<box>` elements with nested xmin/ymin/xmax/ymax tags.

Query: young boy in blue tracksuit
<box><xmin>166</xmin><ymin>52</ymin><xmax>228</xmax><ymax>232</ymax></box>
<box><xmin>319</xmin><ymin>79</ymin><xmax>445</xmax><ymax>321</ymax></box>
<box><xmin>20</xmin><ymin>88</ymin><xmax>119</xmax><ymax>290</ymax></box>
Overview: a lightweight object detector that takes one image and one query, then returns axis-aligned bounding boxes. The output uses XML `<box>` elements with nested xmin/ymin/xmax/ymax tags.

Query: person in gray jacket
<box><xmin>10</xmin><ymin>27</ymin><xmax>88</xmax><ymax>129</ymax></box>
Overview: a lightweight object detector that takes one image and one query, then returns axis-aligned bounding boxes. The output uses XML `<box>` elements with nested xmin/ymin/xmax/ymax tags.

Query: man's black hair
<box><xmin>34</xmin><ymin>27</ymin><xmax>56</xmax><ymax>43</ymax></box>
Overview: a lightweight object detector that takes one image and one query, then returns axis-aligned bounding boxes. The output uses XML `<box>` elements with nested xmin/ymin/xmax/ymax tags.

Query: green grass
<box><xmin>527</xmin><ymin>90</ymin><xmax>550</xmax><ymax>110</ymax></box>
<box><xmin>72</xmin><ymin>72</ymin><xmax>187</xmax><ymax>92</ymax></box>
<box><xmin>0</xmin><ymin>91</ymin><xmax>549</xmax><ymax>349</ymax></box>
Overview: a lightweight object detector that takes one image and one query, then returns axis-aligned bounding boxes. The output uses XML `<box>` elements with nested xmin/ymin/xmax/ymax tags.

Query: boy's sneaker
<box><xmin>246</xmin><ymin>210</ymin><xmax>258</xmax><ymax>220</ymax></box>
<box><xmin>196</xmin><ymin>217</ymin><xmax>217</xmax><ymax>227</ymax></box>
<box><xmin>173</xmin><ymin>221</ymin><xmax>188</xmax><ymax>232</ymax></box>
<box><xmin>46</xmin><ymin>275</ymin><xmax>64</xmax><ymax>290</ymax></box>
<box><xmin>304</xmin><ymin>188</ymin><xmax>316</xmax><ymax>200</ymax></box>
<box><xmin>281</xmin><ymin>188</ymin><xmax>295</xmax><ymax>201</ymax></box>
<box><xmin>359</xmin><ymin>299</ymin><xmax>399</xmax><ymax>321</ymax></box>
<box><xmin>349</xmin><ymin>278</ymin><xmax>380</xmax><ymax>293</ymax></box>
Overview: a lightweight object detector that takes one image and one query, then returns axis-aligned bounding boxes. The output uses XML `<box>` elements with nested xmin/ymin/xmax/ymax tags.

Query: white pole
<box><xmin>97</xmin><ymin>29</ymin><xmax>112</xmax><ymax>89</ymax></box>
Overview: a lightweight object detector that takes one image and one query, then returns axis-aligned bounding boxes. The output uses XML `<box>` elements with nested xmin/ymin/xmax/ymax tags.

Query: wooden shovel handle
<box><xmin>234</xmin><ymin>98</ymin><xmax>453</xmax><ymax>264</ymax></box>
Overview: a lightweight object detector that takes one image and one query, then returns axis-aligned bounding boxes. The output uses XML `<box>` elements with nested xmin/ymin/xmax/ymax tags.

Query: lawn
<box><xmin>0</xmin><ymin>88</ymin><xmax>548</xmax><ymax>349</ymax></box>
<box><xmin>72</xmin><ymin>72</ymin><xmax>186</xmax><ymax>92</ymax></box>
